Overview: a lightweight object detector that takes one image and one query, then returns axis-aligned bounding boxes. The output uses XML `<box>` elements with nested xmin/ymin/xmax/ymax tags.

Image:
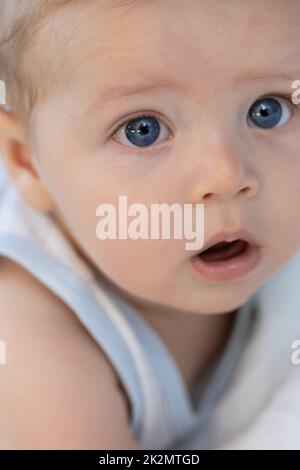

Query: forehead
<box><xmin>35</xmin><ymin>0</ymin><xmax>300</xmax><ymax>101</ymax></box>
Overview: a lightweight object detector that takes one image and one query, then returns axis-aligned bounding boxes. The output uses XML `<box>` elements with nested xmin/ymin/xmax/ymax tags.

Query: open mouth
<box><xmin>198</xmin><ymin>239</ymin><xmax>249</xmax><ymax>262</ymax></box>
<box><xmin>192</xmin><ymin>231</ymin><xmax>261</xmax><ymax>281</ymax></box>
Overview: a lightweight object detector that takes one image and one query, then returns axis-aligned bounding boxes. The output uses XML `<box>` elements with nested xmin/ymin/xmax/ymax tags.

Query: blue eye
<box><xmin>113</xmin><ymin>114</ymin><xmax>170</xmax><ymax>149</ymax></box>
<box><xmin>247</xmin><ymin>97</ymin><xmax>292</xmax><ymax>129</ymax></box>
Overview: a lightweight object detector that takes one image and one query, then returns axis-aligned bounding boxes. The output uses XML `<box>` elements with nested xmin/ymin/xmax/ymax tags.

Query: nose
<box><xmin>189</xmin><ymin>133</ymin><xmax>259</xmax><ymax>204</ymax></box>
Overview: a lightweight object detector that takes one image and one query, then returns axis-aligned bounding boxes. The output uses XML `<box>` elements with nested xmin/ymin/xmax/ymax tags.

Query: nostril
<box><xmin>203</xmin><ymin>193</ymin><xmax>213</xmax><ymax>201</ymax></box>
<box><xmin>240</xmin><ymin>186</ymin><xmax>252</xmax><ymax>196</ymax></box>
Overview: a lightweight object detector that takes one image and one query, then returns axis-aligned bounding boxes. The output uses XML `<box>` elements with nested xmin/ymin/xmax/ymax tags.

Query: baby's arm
<box><xmin>0</xmin><ymin>258</ymin><xmax>141</xmax><ymax>450</ymax></box>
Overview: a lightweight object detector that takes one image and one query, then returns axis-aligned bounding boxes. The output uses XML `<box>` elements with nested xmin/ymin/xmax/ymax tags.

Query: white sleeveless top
<box><xmin>0</xmin><ymin>159</ymin><xmax>299</xmax><ymax>449</ymax></box>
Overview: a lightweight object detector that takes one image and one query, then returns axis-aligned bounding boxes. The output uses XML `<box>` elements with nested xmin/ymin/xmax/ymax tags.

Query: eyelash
<box><xmin>259</xmin><ymin>92</ymin><xmax>298</xmax><ymax>107</ymax></box>
<box><xmin>111</xmin><ymin>111</ymin><xmax>170</xmax><ymax>134</ymax></box>
<box><xmin>110</xmin><ymin>92</ymin><xmax>299</xmax><ymax>145</ymax></box>
<box><xmin>110</xmin><ymin>110</ymin><xmax>172</xmax><ymax>153</ymax></box>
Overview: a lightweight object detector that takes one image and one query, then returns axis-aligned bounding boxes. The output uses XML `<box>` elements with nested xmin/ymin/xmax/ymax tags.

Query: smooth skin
<box><xmin>0</xmin><ymin>0</ymin><xmax>300</xmax><ymax>448</ymax></box>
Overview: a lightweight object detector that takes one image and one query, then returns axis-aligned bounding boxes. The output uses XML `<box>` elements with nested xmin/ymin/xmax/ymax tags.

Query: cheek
<box><xmin>36</xmin><ymin>140</ymin><xmax>182</xmax><ymax>296</ymax></box>
<box><xmin>50</xmin><ymin>182</ymin><xmax>174</xmax><ymax>295</ymax></box>
<box><xmin>89</xmin><ymin>237</ymin><xmax>174</xmax><ymax>295</ymax></box>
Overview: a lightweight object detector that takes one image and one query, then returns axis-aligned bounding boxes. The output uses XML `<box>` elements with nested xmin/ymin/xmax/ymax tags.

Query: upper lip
<box><xmin>197</xmin><ymin>228</ymin><xmax>260</xmax><ymax>254</ymax></box>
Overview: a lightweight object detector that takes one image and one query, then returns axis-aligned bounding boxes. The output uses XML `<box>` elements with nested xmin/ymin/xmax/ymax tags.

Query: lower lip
<box><xmin>191</xmin><ymin>243</ymin><xmax>261</xmax><ymax>281</ymax></box>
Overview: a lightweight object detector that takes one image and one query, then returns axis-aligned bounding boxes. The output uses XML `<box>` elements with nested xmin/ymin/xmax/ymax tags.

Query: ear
<box><xmin>0</xmin><ymin>107</ymin><xmax>54</xmax><ymax>213</ymax></box>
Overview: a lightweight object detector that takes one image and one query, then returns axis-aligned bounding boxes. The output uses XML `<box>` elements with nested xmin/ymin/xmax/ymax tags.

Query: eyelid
<box><xmin>110</xmin><ymin>110</ymin><xmax>173</xmax><ymax>138</ymax></box>
<box><xmin>279</xmin><ymin>92</ymin><xmax>300</xmax><ymax>108</ymax></box>
<box><xmin>258</xmin><ymin>92</ymin><xmax>298</xmax><ymax>107</ymax></box>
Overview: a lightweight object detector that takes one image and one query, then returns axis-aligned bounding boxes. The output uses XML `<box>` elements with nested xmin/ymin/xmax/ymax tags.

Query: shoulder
<box><xmin>0</xmin><ymin>257</ymin><xmax>140</xmax><ymax>449</ymax></box>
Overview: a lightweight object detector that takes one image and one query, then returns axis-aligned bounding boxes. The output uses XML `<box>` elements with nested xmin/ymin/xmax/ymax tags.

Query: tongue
<box><xmin>200</xmin><ymin>239</ymin><xmax>247</xmax><ymax>262</ymax></box>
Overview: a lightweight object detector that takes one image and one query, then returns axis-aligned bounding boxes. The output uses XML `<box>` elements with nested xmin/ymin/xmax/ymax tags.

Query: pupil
<box><xmin>139</xmin><ymin>124</ymin><xmax>149</xmax><ymax>135</ymax></box>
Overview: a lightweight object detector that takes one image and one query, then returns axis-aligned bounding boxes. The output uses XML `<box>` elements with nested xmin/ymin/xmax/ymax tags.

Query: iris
<box><xmin>248</xmin><ymin>97</ymin><xmax>282</xmax><ymax>129</ymax></box>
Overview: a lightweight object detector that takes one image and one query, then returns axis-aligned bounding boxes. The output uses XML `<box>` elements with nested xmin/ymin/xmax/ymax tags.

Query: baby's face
<box><xmin>29</xmin><ymin>0</ymin><xmax>300</xmax><ymax>315</ymax></box>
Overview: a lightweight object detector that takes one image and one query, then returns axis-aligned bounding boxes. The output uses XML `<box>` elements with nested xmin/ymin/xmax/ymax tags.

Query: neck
<box><xmin>112</xmin><ymin>288</ymin><xmax>238</xmax><ymax>398</ymax></box>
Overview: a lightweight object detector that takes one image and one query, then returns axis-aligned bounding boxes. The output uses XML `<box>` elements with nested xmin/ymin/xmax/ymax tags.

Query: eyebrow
<box><xmin>98</xmin><ymin>80</ymin><xmax>182</xmax><ymax>103</ymax></box>
<box><xmin>97</xmin><ymin>63</ymin><xmax>300</xmax><ymax>103</ymax></box>
<box><xmin>83</xmin><ymin>79</ymin><xmax>184</xmax><ymax>119</ymax></box>
<box><xmin>232</xmin><ymin>56</ymin><xmax>300</xmax><ymax>86</ymax></box>
<box><xmin>233</xmin><ymin>72</ymin><xmax>298</xmax><ymax>87</ymax></box>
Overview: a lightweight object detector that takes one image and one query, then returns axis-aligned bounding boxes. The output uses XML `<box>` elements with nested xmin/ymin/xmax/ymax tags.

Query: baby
<box><xmin>0</xmin><ymin>0</ymin><xmax>300</xmax><ymax>450</ymax></box>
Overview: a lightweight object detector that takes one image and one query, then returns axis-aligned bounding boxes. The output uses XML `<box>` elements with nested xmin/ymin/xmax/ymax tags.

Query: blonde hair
<box><xmin>0</xmin><ymin>0</ymin><xmax>135</xmax><ymax>129</ymax></box>
<box><xmin>0</xmin><ymin>0</ymin><xmax>76</xmax><ymax>127</ymax></box>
